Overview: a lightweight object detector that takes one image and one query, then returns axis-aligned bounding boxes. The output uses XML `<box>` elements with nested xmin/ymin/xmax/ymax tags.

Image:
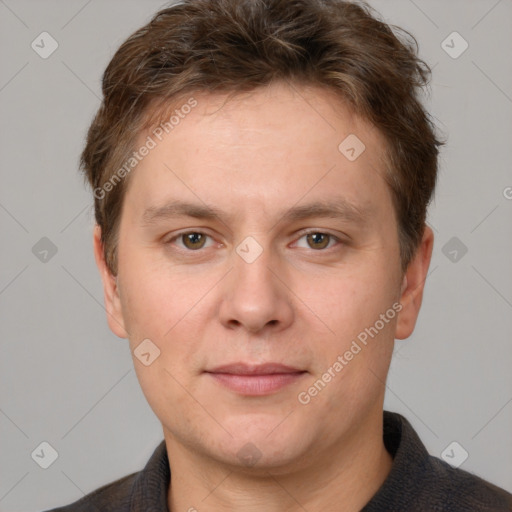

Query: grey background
<box><xmin>0</xmin><ymin>0</ymin><xmax>511</xmax><ymax>510</ymax></box>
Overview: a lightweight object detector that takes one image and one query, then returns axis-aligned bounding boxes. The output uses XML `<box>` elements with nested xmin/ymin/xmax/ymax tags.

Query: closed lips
<box><xmin>205</xmin><ymin>363</ymin><xmax>306</xmax><ymax>375</ymax></box>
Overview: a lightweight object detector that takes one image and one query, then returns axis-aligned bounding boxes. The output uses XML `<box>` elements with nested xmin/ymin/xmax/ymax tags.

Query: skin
<box><xmin>93</xmin><ymin>81</ymin><xmax>433</xmax><ymax>511</ymax></box>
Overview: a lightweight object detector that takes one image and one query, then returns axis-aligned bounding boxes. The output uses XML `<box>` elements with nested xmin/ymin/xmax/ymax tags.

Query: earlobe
<box><xmin>395</xmin><ymin>226</ymin><xmax>434</xmax><ymax>340</ymax></box>
<box><xmin>93</xmin><ymin>225</ymin><xmax>128</xmax><ymax>339</ymax></box>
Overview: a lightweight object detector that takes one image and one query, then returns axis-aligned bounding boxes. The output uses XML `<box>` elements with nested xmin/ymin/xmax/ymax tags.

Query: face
<box><xmin>94</xmin><ymin>81</ymin><xmax>433</xmax><ymax>474</ymax></box>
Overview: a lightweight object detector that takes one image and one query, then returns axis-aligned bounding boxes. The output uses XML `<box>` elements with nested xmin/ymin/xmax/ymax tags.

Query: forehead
<box><xmin>124</xmin><ymin>82</ymin><xmax>393</xmax><ymax>226</ymax></box>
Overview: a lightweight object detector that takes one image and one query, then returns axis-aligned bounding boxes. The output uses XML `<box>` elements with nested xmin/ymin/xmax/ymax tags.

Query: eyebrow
<box><xmin>140</xmin><ymin>197</ymin><xmax>371</xmax><ymax>228</ymax></box>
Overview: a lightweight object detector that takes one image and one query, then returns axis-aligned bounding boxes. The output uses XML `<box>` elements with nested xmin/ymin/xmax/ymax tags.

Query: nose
<box><xmin>217</xmin><ymin>240</ymin><xmax>294</xmax><ymax>335</ymax></box>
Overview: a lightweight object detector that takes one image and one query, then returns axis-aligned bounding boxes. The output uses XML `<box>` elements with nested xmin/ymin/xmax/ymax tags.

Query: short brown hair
<box><xmin>81</xmin><ymin>0</ymin><xmax>443</xmax><ymax>276</ymax></box>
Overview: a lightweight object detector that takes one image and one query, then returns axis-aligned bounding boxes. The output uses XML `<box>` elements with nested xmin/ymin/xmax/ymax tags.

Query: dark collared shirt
<box><xmin>45</xmin><ymin>411</ymin><xmax>512</xmax><ymax>511</ymax></box>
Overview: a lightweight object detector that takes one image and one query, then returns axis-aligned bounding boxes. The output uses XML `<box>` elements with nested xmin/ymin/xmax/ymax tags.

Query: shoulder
<box><xmin>42</xmin><ymin>471</ymin><xmax>139</xmax><ymax>512</ymax></box>
<box><xmin>42</xmin><ymin>440</ymin><xmax>169</xmax><ymax>512</ymax></box>
<box><xmin>367</xmin><ymin>412</ymin><xmax>512</xmax><ymax>511</ymax></box>
<box><xmin>421</xmin><ymin>455</ymin><xmax>512</xmax><ymax>511</ymax></box>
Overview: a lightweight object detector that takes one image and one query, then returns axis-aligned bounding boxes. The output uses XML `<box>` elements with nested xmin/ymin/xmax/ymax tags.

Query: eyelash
<box><xmin>164</xmin><ymin>229</ymin><xmax>344</xmax><ymax>253</ymax></box>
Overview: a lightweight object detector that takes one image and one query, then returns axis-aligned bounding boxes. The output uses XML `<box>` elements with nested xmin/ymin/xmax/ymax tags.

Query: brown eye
<box><xmin>181</xmin><ymin>232</ymin><xmax>207</xmax><ymax>250</ymax></box>
<box><xmin>306</xmin><ymin>232</ymin><xmax>331</xmax><ymax>250</ymax></box>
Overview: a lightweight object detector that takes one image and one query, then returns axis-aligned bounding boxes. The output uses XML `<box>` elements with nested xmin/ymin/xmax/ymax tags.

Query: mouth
<box><xmin>204</xmin><ymin>362</ymin><xmax>307</xmax><ymax>395</ymax></box>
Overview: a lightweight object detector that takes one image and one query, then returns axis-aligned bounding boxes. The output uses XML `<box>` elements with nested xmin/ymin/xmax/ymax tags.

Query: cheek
<box><xmin>133</xmin><ymin>360</ymin><xmax>200</xmax><ymax>436</ymax></box>
<box><xmin>300</xmin><ymin>280</ymin><xmax>396</xmax><ymax>419</ymax></box>
<box><xmin>308</xmin><ymin>268</ymin><xmax>397</xmax><ymax>335</ymax></box>
<box><xmin>119</xmin><ymin>263</ymin><xmax>210</xmax><ymax>383</ymax></box>
<box><xmin>302</xmin><ymin>264</ymin><xmax>398</xmax><ymax>392</ymax></box>
<box><xmin>119</xmin><ymin>261</ymin><xmax>194</xmax><ymax>341</ymax></box>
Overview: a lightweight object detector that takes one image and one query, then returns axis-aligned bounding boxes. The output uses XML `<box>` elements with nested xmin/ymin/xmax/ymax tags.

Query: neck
<box><xmin>165</xmin><ymin>409</ymin><xmax>393</xmax><ymax>512</ymax></box>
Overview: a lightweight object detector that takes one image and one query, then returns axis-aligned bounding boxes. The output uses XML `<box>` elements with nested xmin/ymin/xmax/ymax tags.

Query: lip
<box><xmin>206</xmin><ymin>362</ymin><xmax>304</xmax><ymax>375</ymax></box>
<box><xmin>205</xmin><ymin>363</ymin><xmax>307</xmax><ymax>395</ymax></box>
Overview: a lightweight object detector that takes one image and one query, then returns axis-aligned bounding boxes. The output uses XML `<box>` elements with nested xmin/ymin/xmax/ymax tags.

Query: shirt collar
<box><xmin>361</xmin><ymin>411</ymin><xmax>433</xmax><ymax>510</ymax></box>
<box><xmin>129</xmin><ymin>439</ymin><xmax>170</xmax><ymax>512</ymax></box>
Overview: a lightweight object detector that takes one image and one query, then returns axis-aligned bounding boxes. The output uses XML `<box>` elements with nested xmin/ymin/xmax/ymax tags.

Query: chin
<box><xmin>204</xmin><ymin>415</ymin><xmax>315</xmax><ymax>472</ymax></box>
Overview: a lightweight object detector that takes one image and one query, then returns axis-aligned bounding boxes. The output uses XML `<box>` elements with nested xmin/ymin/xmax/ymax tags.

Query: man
<box><xmin>47</xmin><ymin>0</ymin><xmax>512</xmax><ymax>510</ymax></box>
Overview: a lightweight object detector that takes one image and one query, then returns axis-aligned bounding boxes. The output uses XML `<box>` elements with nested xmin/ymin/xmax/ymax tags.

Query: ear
<box><xmin>395</xmin><ymin>225</ymin><xmax>434</xmax><ymax>340</ymax></box>
<box><xmin>93</xmin><ymin>225</ymin><xmax>128</xmax><ymax>339</ymax></box>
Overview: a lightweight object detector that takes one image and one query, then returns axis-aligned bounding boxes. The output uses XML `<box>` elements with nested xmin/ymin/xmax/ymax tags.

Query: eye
<box><xmin>167</xmin><ymin>231</ymin><xmax>214</xmax><ymax>251</ymax></box>
<box><xmin>164</xmin><ymin>230</ymin><xmax>343</xmax><ymax>253</ymax></box>
<box><xmin>295</xmin><ymin>231</ymin><xmax>341</xmax><ymax>250</ymax></box>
